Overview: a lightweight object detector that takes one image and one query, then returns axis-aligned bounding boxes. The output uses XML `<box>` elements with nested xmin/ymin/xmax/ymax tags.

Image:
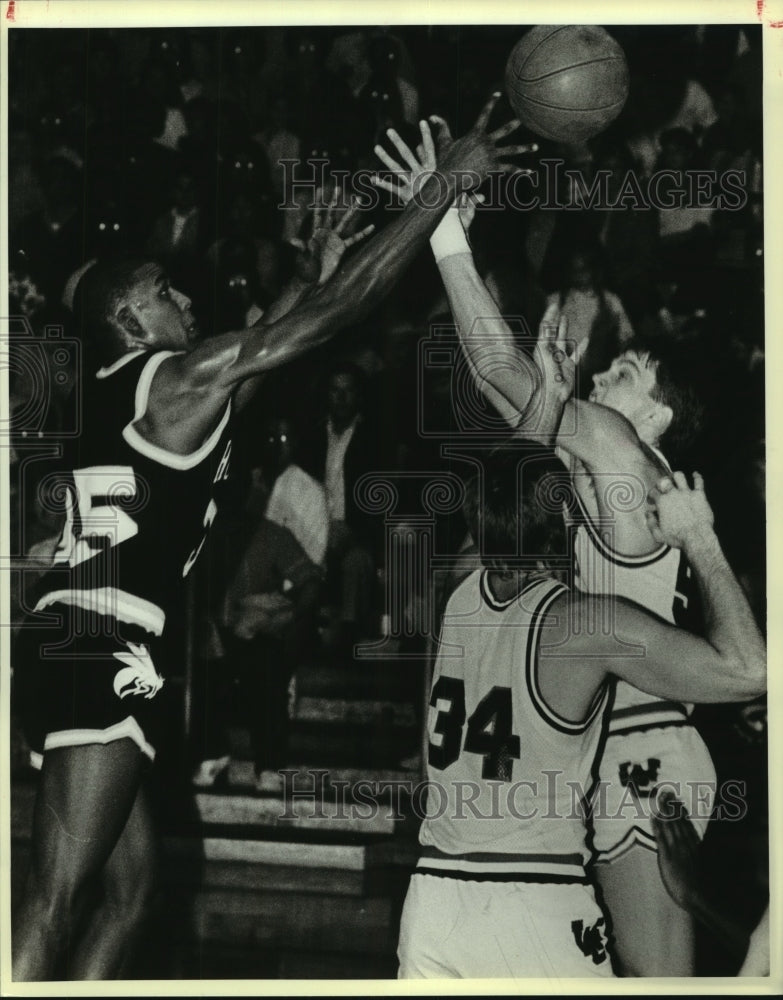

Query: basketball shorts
<box><xmin>397</xmin><ymin>873</ymin><xmax>615</xmax><ymax>979</ymax></box>
<box><xmin>12</xmin><ymin>602</ymin><xmax>168</xmax><ymax>766</ymax></box>
<box><xmin>590</xmin><ymin>722</ymin><xmax>717</xmax><ymax>863</ymax></box>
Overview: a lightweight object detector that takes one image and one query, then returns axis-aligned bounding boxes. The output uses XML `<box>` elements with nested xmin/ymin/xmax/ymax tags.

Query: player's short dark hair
<box><xmin>463</xmin><ymin>443</ymin><xmax>573</xmax><ymax>572</ymax></box>
<box><xmin>72</xmin><ymin>257</ymin><xmax>147</xmax><ymax>360</ymax></box>
<box><xmin>628</xmin><ymin>336</ymin><xmax>706</xmax><ymax>465</ymax></box>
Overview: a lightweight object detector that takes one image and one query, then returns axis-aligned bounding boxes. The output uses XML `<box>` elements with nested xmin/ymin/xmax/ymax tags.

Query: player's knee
<box><xmin>22</xmin><ymin>863</ymin><xmax>81</xmax><ymax>927</ymax></box>
<box><xmin>103</xmin><ymin>862</ymin><xmax>157</xmax><ymax>933</ymax></box>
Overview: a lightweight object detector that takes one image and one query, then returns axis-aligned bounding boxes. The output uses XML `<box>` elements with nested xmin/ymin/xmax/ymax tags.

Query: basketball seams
<box><xmin>515</xmin><ymin>93</ymin><xmax>627</xmax><ymax>113</ymax></box>
<box><xmin>514</xmin><ymin>25</ymin><xmax>572</xmax><ymax>76</ymax></box>
<box><xmin>505</xmin><ymin>24</ymin><xmax>629</xmax><ymax>142</ymax></box>
<box><xmin>510</xmin><ymin>55</ymin><xmax>626</xmax><ymax>85</ymax></box>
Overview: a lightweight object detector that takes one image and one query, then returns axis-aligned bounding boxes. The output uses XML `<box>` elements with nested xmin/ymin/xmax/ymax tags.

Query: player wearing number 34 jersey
<box><xmin>397</xmin><ymin>447</ymin><xmax>765</xmax><ymax>979</ymax></box>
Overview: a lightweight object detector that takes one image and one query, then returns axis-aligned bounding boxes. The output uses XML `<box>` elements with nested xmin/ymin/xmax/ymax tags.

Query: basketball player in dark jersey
<box><xmin>11</xmin><ymin>94</ymin><xmax>529</xmax><ymax>981</ymax></box>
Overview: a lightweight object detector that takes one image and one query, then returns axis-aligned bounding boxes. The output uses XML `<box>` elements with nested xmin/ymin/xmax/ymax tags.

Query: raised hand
<box><xmin>290</xmin><ymin>186</ymin><xmax>375</xmax><ymax>285</ymax></box>
<box><xmin>372</xmin><ymin>94</ymin><xmax>537</xmax><ymax>203</ymax></box>
<box><xmin>372</xmin><ymin>119</ymin><xmax>440</xmax><ymax>204</ymax></box>
<box><xmin>439</xmin><ymin>91</ymin><xmax>537</xmax><ymax>189</ymax></box>
<box><xmin>645</xmin><ymin>471</ymin><xmax>716</xmax><ymax>551</ymax></box>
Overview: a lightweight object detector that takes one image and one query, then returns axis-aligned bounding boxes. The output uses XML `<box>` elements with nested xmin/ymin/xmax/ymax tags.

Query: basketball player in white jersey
<box><xmin>397</xmin><ymin>445</ymin><xmax>764</xmax><ymax>979</ymax></box>
<box><xmin>372</xmin><ymin>119</ymin><xmax>737</xmax><ymax>976</ymax></box>
<box><xmin>431</xmin><ymin>216</ymin><xmax>717</xmax><ymax>976</ymax></box>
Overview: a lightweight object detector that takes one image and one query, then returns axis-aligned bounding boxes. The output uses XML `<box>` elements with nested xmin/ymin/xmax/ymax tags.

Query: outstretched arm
<box><xmin>233</xmin><ymin>189</ymin><xmax>376</xmax><ymax>412</ymax></box>
<box><xmin>137</xmin><ymin>95</ymin><xmax>524</xmax><ymax>457</ymax></box>
<box><xmin>373</xmin><ymin>119</ymin><xmax>545</xmax><ymax>432</ymax></box>
<box><xmin>378</xmin><ymin>120</ymin><xmax>668</xmax><ymax>553</ymax></box>
<box><xmin>540</xmin><ymin>473</ymin><xmax>766</xmax><ymax>718</ymax></box>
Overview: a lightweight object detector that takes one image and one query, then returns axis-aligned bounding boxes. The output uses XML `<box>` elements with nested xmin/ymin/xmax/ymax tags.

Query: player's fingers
<box><xmin>374</xmin><ymin>143</ymin><xmax>406</xmax><ymax>175</ymax></box>
<box><xmin>386</xmin><ymin>128</ymin><xmax>422</xmax><ymax>172</ymax></box>
<box><xmin>428</xmin><ymin>114</ymin><xmax>454</xmax><ymax>145</ymax></box>
<box><xmin>497</xmin><ymin>162</ymin><xmax>536</xmax><ymax>176</ymax></box>
<box><xmin>672</xmin><ymin>470</ymin><xmax>688</xmax><ymax>490</ymax></box>
<box><xmin>537</xmin><ymin>315</ymin><xmax>557</xmax><ymax>342</ymax></box>
<box><xmin>495</xmin><ymin>142</ymin><xmax>532</xmax><ymax>157</ymax></box>
<box><xmin>489</xmin><ymin>119</ymin><xmax>523</xmax><ymax>142</ymax></box>
<box><xmin>334</xmin><ymin>202</ymin><xmax>357</xmax><ymax>235</ymax></box>
<box><xmin>370</xmin><ymin>175</ymin><xmax>404</xmax><ymax>197</ymax></box>
<box><xmin>556</xmin><ymin>314</ymin><xmax>569</xmax><ymax>354</ymax></box>
<box><xmin>312</xmin><ymin>188</ymin><xmax>325</xmax><ymax>231</ymax></box>
<box><xmin>342</xmin><ymin>223</ymin><xmax>375</xmax><ymax>248</ymax></box>
<box><xmin>679</xmin><ymin>813</ymin><xmax>700</xmax><ymax>851</ymax></box>
<box><xmin>645</xmin><ymin>511</ymin><xmax>665</xmax><ymax>547</ymax></box>
<box><xmin>419</xmin><ymin>119</ymin><xmax>438</xmax><ymax>166</ymax></box>
<box><xmin>692</xmin><ymin>471</ymin><xmax>705</xmax><ymax>491</ymax></box>
<box><xmin>325</xmin><ymin>185</ymin><xmax>340</xmax><ymax>228</ymax></box>
<box><xmin>656</xmin><ymin>476</ymin><xmax>675</xmax><ymax>493</ymax></box>
<box><xmin>289</xmin><ymin>238</ymin><xmax>306</xmax><ymax>251</ymax></box>
<box><xmin>474</xmin><ymin>91</ymin><xmax>502</xmax><ymax>131</ymax></box>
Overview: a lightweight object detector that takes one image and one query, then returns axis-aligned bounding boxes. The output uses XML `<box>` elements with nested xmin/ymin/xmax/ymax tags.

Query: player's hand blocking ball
<box><xmin>505</xmin><ymin>25</ymin><xmax>629</xmax><ymax>142</ymax></box>
<box><xmin>372</xmin><ymin>93</ymin><xmax>535</xmax><ymax>204</ymax></box>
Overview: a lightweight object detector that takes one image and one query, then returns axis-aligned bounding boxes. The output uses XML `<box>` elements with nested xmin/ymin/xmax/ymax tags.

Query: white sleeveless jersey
<box><xmin>418</xmin><ymin>570</ymin><xmax>610</xmax><ymax>883</ymax></box>
<box><xmin>571</xmin><ymin>449</ymin><xmax>701</xmax><ymax>733</ymax></box>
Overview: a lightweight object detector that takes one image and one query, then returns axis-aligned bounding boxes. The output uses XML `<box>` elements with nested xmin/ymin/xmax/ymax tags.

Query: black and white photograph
<box><xmin>1</xmin><ymin>0</ymin><xmax>779</xmax><ymax>990</ymax></box>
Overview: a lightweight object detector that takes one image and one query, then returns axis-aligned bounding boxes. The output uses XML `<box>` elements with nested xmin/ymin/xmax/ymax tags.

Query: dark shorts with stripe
<box><xmin>12</xmin><ymin>603</ymin><xmax>169</xmax><ymax>763</ymax></box>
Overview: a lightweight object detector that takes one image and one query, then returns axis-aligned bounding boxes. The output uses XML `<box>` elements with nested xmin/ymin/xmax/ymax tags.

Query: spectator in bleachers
<box><xmin>590</xmin><ymin>136</ymin><xmax>659</xmax><ymax>325</ymax></box>
<box><xmin>357</xmin><ymin>33</ymin><xmax>418</xmax><ymax>146</ymax></box>
<box><xmin>12</xmin><ymin>154</ymin><xmax>84</xmax><ymax>305</ymax></box>
<box><xmin>145</xmin><ymin>160</ymin><xmax>206</xmax><ymax>292</ymax></box>
<box><xmin>262</xmin><ymin>416</ymin><xmax>330</xmax><ymax>570</ymax></box>
<box><xmin>255</xmin><ymin>90</ymin><xmax>302</xmax><ymax>202</ymax></box>
<box><xmin>193</xmin><ymin>463</ymin><xmax>322</xmax><ymax>794</ymax></box>
<box><xmin>300</xmin><ymin>361</ymin><xmax>383</xmax><ymax>654</ymax></box>
<box><xmin>541</xmin><ymin>241</ymin><xmax>634</xmax><ymax>394</ymax></box>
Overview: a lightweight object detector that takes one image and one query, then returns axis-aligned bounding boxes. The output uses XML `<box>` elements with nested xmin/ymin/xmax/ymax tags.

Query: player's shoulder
<box><xmin>93</xmin><ymin>348</ymin><xmax>153</xmax><ymax>383</ymax></box>
<box><xmin>444</xmin><ymin>568</ymin><xmax>482</xmax><ymax>613</ymax></box>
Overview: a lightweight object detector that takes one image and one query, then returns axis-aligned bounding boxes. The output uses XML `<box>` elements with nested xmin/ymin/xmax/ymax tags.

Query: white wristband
<box><xmin>430</xmin><ymin>207</ymin><xmax>471</xmax><ymax>263</ymax></box>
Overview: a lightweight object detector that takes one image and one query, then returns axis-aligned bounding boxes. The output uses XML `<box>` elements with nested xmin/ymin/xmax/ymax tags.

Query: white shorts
<box><xmin>397</xmin><ymin>873</ymin><xmax>615</xmax><ymax>979</ymax></box>
<box><xmin>590</xmin><ymin>723</ymin><xmax>717</xmax><ymax>863</ymax></box>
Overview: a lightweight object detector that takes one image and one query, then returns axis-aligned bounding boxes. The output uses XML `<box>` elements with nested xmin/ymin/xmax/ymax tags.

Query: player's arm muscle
<box><xmin>137</xmin><ymin>171</ymin><xmax>464</xmax><ymax>455</ymax></box>
<box><xmin>437</xmin><ymin>253</ymin><xmax>540</xmax><ymax>427</ymax></box>
<box><xmin>542</xmin><ymin>530</ymin><xmax>766</xmax><ymax>706</ymax></box>
<box><xmin>232</xmin><ymin>274</ymin><xmax>315</xmax><ymax>413</ymax></box>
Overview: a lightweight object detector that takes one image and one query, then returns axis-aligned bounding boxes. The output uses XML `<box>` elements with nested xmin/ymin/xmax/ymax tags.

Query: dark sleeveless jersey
<box><xmin>32</xmin><ymin>349</ymin><xmax>233</xmax><ymax>638</ymax></box>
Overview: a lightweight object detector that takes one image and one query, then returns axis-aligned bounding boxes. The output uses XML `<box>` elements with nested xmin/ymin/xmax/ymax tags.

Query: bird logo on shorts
<box><xmin>112</xmin><ymin>643</ymin><xmax>164</xmax><ymax>700</ymax></box>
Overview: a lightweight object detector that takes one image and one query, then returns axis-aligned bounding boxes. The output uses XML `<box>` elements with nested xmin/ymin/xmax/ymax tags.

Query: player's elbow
<box><xmin>715</xmin><ymin>652</ymin><xmax>766</xmax><ymax>703</ymax></box>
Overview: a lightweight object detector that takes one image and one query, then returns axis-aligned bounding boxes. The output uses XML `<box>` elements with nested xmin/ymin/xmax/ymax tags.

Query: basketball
<box><xmin>505</xmin><ymin>25</ymin><xmax>629</xmax><ymax>143</ymax></box>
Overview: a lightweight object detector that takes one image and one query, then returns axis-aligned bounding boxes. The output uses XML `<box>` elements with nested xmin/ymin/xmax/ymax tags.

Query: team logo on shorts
<box><xmin>619</xmin><ymin>757</ymin><xmax>661</xmax><ymax>796</ymax></box>
<box><xmin>571</xmin><ymin>918</ymin><xmax>608</xmax><ymax>965</ymax></box>
<box><xmin>112</xmin><ymin>643</ymin><xmax>164</xmax><ymax>700</ymax></box>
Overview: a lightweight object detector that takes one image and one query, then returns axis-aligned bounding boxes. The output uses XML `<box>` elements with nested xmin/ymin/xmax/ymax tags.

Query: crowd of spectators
<box><xmin>7</xmin><ymin>24</ymin><xmax>765</xmax><ymax>836</ymax></box>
